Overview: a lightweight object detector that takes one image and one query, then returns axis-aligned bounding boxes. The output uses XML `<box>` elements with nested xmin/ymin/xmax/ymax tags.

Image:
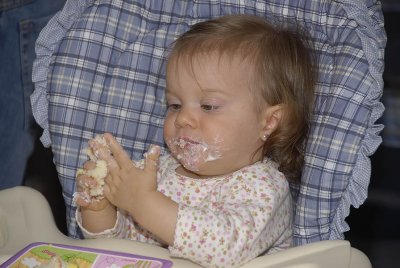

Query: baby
<box><xmin>74</xmin><ymin>15</ymin><xmax>315</xmax><ymax>268</ymax></box>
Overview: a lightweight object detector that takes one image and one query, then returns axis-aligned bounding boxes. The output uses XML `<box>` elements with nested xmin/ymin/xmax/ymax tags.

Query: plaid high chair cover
<box><xmin>31</xmin><ymin>0</ymin><xmax>386</xmax><ymax>245</ymax></box>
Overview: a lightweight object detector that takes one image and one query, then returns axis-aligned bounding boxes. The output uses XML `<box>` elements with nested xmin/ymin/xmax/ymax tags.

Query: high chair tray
<box><xmin>1</xmin><ymin>242</ymin><xmax>173</xmax><ymax>268</ymax></box>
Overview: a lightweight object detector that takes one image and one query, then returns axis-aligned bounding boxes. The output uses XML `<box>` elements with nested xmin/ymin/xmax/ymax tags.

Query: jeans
<box><xmin>0</xmin><ymin>0</ymin><xmax>65</xmax><ymax>189</ymax></box>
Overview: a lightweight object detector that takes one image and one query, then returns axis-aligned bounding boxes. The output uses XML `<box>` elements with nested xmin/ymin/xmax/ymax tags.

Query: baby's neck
<box><xmin>175</xmin><ymin>165</ymin><xmax>222</xmax><ymax>180</ymax></box>
<box><xmin>175</xmin><ymin>161</ymin><xmax>261</xmax><ymax>180</ymax></box>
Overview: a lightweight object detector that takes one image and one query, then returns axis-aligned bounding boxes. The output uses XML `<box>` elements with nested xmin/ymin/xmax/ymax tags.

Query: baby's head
<box><xmin>165</xmin><ymin>15</ymin><xmax>316</xmax><ymax>181</ymax></box>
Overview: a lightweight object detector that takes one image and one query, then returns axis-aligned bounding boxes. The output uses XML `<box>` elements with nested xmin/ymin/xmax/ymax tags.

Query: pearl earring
<box><xmin>262</xmin><ymin>134</ymin><xmax>269</xmax><ymax>141</ymax></box>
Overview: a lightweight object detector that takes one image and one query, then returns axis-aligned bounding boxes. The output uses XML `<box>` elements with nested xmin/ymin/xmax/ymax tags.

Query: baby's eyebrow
<box><xmin>200</xmin><ymin>88</ymin><xmax>230</xmax><ymax>96</ymax></box>
<box><xmin>165</xmin><ymin>90</ymin><xmax>176</xmax><ymax>97</ymax></box>
<box><xmin>201</xmin><ymin>87</ymin><xmax>221</xmax><ymax>92</ymax></box>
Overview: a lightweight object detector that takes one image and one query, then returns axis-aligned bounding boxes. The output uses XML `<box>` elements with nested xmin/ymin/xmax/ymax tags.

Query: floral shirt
<box><xmin>76</xmin><ymin>154</ymin><xmax>293</xmax><ymax>267</ymax></box>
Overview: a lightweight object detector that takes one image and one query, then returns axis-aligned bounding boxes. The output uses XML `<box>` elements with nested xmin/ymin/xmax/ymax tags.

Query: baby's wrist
<box><xmin>80</xmin><ymin>200</ymin><xmax>115</xmax><ymax>213</ymax></box>
<box><xmin>129</xmin><ymin>190</ymin><xmax>164</xmax><ymax>217</ymax></box>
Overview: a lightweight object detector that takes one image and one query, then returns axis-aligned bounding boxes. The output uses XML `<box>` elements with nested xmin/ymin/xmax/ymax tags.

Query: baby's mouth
<box><xmin>175</xmin><ymin>137</ymin><xmax>201</xmax><ymax>149</ymax></box>
<box><xmin>167</xmin><ymin>136</ymin><xmax>223</xmax><ymax>172</ymax></box>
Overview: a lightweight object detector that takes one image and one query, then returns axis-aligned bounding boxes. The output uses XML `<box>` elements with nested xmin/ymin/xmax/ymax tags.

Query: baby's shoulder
<box><xmin>240</xmin><ymin>159</ymin><xmax>284</xmax><ymax>178</ymax></box>
<box><xmin>234</xmin><ymin>160</ymin><xmax>289</xmax><ymax>190</ymax></box>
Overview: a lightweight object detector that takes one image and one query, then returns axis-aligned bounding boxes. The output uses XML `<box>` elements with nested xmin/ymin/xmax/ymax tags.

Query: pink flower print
<box><xmin>248</xmin><ymin>233</ymin><xmax>254</xmax><ymax>239</ymax></box>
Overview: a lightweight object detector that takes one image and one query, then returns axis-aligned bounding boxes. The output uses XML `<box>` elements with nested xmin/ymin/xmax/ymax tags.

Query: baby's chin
<box><xmin>176</xmin><ymin>165</ymin><xmax>209</xmax><ymax>179</ymax></box>
<box><xmin>175</xmin><ymin>160</ymin><xmax>226</xmax><ymax>179</ymax></box>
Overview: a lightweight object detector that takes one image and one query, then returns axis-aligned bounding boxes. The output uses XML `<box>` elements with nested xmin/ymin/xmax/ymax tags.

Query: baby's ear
<box><xmin>259</xmin><ymin>104</ymin><xmax>285</xmax><ymax>140</ymax></box>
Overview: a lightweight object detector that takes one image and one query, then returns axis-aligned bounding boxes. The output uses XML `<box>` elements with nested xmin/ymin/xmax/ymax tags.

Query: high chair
<box><xmin>0</xmin><ymin>186</ymin><xmax>372</xmax><ymax>267</ymax></box>
<box><xmin>1</xmin><ymin>0</ymin><xmax>386</xmax><ymax>267</ymax></box>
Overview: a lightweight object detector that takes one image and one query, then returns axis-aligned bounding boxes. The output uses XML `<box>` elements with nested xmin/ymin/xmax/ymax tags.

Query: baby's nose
<box><xmin>174</xmin><ymin>107</ymin><xmax>197</xmax><ymax>129</ymax></box>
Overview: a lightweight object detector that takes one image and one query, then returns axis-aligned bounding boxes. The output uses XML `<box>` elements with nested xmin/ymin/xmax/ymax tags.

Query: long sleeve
<box><xmin>76</xmin><ymin>208</ymin><xmax>163</xmax><ymax>246</ymax></box>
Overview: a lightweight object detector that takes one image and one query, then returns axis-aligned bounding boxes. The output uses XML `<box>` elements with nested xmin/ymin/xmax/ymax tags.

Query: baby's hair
<box><xmin>168</xmin><ymin>15</ymin><xmax>317</xmax><ymax>182</ymax></box>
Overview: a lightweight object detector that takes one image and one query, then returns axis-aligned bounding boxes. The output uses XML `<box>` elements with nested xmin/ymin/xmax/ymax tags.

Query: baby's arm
<box><xmin>79</xmin><ymin>202</ymin><xmax>117</xmax><ymax>234</ymax></box>
<box><xmin>100</xmin><ymin>133</ymin><xmax>178</xmax><ymax>245</ymax></box>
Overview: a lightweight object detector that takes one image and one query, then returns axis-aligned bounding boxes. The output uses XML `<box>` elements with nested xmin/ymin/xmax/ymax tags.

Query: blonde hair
<box><xmin>168</xmin><ymin>15</ymin><xmax>316</xmax><ymax>182</ymax></box>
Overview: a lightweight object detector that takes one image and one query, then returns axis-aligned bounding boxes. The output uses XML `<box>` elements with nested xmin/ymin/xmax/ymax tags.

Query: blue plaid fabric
<box><xmin>32</xmin><ymin>0</ymin><xmax>386</xmax><ymax>245</ymax></box>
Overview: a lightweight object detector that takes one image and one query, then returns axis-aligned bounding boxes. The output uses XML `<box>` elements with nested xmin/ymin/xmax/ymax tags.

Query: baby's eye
<box><xmin>201</xmin><ymin>104</ymin><xmax>219</xmax><ymax>111</ymax></box>
<box><xmin>167</xmin><ymin>104</ymin><xmax>181</xmax><ymax>111</ymax></box>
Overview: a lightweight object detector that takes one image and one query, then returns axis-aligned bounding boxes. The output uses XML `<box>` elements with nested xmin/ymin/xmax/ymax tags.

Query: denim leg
<box><xmin>0</xmin><ymin>0</ymin><xmax>66</xmax><ymax>189</ymax></box>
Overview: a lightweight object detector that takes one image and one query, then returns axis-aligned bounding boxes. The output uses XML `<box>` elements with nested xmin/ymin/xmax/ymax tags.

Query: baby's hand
<box><xmin>74</xmin><ymin>134</ymin><xmax>114</xmax><ymax>209</ymax></box>
<box><xmin>100</xmin><ymin>133</ymin><xmax>161</xmax><ymax>213</ymax></box>
<box><xmin>75</xmin><ymin>160</ymin><xmax>111</xmax><ymax>211</ymax></box>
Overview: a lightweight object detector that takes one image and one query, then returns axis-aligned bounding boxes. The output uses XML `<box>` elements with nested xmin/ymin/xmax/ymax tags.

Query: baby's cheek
<box><xmin>165</xmin><ymin>139</ymin><xmax>177</xmax><ymax>155</ymax></box>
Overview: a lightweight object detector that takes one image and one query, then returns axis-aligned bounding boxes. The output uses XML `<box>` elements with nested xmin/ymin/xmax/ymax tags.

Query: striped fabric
<box><xmin>32</xmin><ymin>0</ymin><xmax>386</xmax><ymax>245</ymax></box>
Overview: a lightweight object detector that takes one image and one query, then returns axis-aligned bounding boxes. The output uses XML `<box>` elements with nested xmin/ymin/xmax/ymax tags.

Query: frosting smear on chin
<box><xmin>167</xmin><ymin>136</ymin><xmax>223</xmax><ymax>172</ymax></box>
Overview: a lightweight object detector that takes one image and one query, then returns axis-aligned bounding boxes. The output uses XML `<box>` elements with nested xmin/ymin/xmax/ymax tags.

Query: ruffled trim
<box><xmin>329</xmin><ymin>0</ymin><xmax>386</xmax><ymax>239</ymax></box>
<box><xmin>31</xmin><ymin>0</ymin><xmax>95</xmax><ymax>147</ymax></box>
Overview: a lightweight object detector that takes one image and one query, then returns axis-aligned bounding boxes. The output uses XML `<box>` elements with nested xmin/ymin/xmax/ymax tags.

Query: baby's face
<box><xmin>164</xmin><ymin>53</ymin><xmax>265</xmax><ymax>178</ymax></box>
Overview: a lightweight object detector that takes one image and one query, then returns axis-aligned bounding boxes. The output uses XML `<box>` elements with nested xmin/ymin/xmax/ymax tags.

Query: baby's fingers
<box><xmin>83</xmin><ymin>160</ymin><xmax>97</xmax><ymax>170</ymax></box>
<box><xmin>75</xmin><ymin>195</ymin><xmax>90</xmax><ymax>207</ymax></box>
<box><xmin>76</xmin><ymin>173</ymin><xmax>96</xmax><ymax>191</ymax></box>
<box><xmin>144</xmin><ymin>145</ymin><xmax>161</xmax><ymax>173</ymax></box>
<box><xmin>103</xmin><ymin>133</ymin><xmax>132</xmax><ymax>169</ymax></box>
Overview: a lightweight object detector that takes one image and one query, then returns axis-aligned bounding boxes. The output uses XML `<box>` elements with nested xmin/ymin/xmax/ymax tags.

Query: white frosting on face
<box><xmin>166</xmin><ymin>135</ymin><xmax>223</xmax><ymax>172</ymax></box>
